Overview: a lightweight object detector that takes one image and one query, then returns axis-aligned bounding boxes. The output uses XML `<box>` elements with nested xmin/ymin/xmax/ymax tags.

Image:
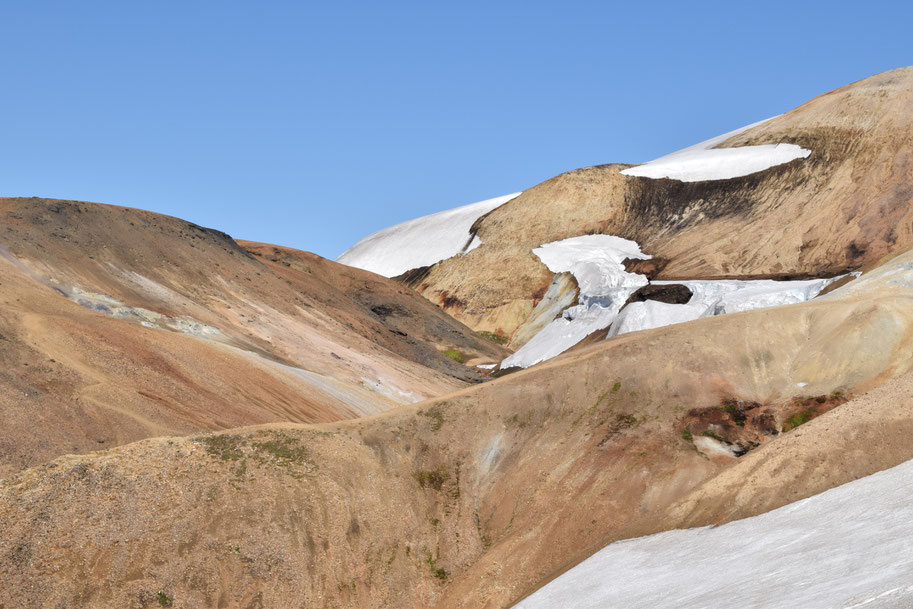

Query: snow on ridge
<box><xmin>621</xmin><ymin>144</ymin><xmax>811</xmax><ymax>182</ymax></box>
<box><xmin>620</xmin><ymin>115</ymin><xmax>811</xmax><ymax>182</ymax></box>
<box><xmin>336</xmin><ymin>192</ymin><xmax>521</xmax><ymax>278</ymax></box>
<box><xmin>500</xmin><ymin>235</ymin><xmax>650</xmax><ymax>369</ymax></box>
<box><xmin>514</xmin><ymin>457</ymin><xmax>913</xmax><ymax>609</ymax></box>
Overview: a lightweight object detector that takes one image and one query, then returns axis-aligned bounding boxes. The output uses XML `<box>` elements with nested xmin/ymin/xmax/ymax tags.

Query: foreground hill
<box><xmin>342</xmin><ymin>68</ymin><xmax>913</xmax><ymax>347</ymax></box>
<box><xmin>2</xmin><ymin>245</ymin><xmax>911</xmax><ymax>608</ymax></box>
<box><xmin>516</xmin><ymin>453</ymin><xmax>913</xmax><ymax>608</ymax></box>
<box><xmin>0</xmin><ymin>197</ymin><xmax>507</xmax><ymax>475</ymax></box>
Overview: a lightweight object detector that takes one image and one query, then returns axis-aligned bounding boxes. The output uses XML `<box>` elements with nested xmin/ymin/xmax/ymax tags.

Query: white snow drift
<box><xmin>608</xmin><ymin>277</ymin><xmax>844</xmax><ymax>338</ymax></box>
<box><xmin>501</xmin><ymin>235</ymin><xmax>650</xmax><ymax>369</ymax></box>
<box><xmin>336</xmin><ymin>192</ymin><xmax>521</xmax><ymax>277</ymax></box>
<box><xmin>502</xmin><ymin>235</ymin><xmax>845</xmax><ymax>369</ymax></box>
<box><xmin>514</xmin><ymin>457</ymin><xmax>913</xmax><ymax>609</ymax></box>
<box><xmin>621</xmin><ymin>117</ymin><xmax>811</xmax><ymax>182</ymax></box>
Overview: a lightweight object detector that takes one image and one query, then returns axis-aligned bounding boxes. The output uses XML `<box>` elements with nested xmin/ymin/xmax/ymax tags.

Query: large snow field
<box><xmin>336</xmin><ymin>192</ymin><xmax>521</xmax><ymax>277</ymax></box>
<box><xmin>621</xmin><ymin>116</ymin><xmax>811</xmax><ymax>182</ymax></box>
<box><xmin>514</xmin><ymin>457</ymin><xmax>913</xmax><ymax>609</ymax></box>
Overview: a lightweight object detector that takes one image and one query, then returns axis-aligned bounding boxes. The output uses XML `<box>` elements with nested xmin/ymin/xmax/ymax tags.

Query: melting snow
<box><xmin>608</xmin><ymin>277</ymin><xmax>844</xmax><ymax>337</ymax></box>
<box><xmin>514</xmin><ymin>457</ymin><xmax>913</xmax><ymax>609</ymax></box>
<box><xmin>500</xmin><ymin>235</ymin><xmax>849</xmax><ymax>368</ymax></box>
<box><xmin>620</xmin><ymin>117</ymin><xmax>811</xmax><ymax>182</ymax></box>
<box><xmin>501</xmin><ymin>235</ymin><xmax>650</xmax><ymax>369</ymax></box>
<box><xmin>336</xmin><ymin>192</ymin><xmax>521</xmax><ymax>277</ymax></box>
<box><xmin>608</xmin><ymin>300</ymin><xmax>707</xmax><ymax>337</ymax></box>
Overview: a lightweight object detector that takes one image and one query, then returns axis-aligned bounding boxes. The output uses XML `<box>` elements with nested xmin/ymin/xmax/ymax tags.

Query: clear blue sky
<box><xmin>2</xmin><ymin>1</ymin><xmax>911</xmax><ymax>259</ymax></box>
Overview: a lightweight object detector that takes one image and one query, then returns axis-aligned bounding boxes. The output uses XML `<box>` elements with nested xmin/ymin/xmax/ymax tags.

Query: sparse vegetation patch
<box><xmin>414</xmin><ymin>467</ymin><xmax>449</xmax><ymax>490</ymax></box>
<box><xmin>199</xmin><ymin>434</ymin><xmax>244</xmax><ymax>461</ymax></box>
<box><xmin>783</xmin><ymin>409</ymin><xmax>814</xmax><ymax>431</ymax></box>
<box><xmin>252</xmin><ymin>433</ymin><xmax>312</xmax><ymax>467</ymax></box>
<box><xmin>196</xmin><ymin>431</ymin><xmax>316</xmax><ymax>474</ymax></box>
<box><xmin>443</xmin><ymin>349</ymin><xmax>465</xmax><ymax>363</ymax></box>
<box><xmin>477</xmin><ymin>330</ymin><xmax>508</xmax><ymax>345</ymax></box>
<box><xmin>424</xmin><ymin>550</ymin><xmax>449</xmax><ymax>581</ymax></box>
<box><xmin>421</xmin><ymin>406</ymin><xmax>445</xmax><ymax>431</ymax></box>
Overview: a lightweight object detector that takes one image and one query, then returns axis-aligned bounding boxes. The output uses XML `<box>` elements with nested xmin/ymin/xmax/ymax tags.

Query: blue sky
<box><xmin>2</xmin><ymin>1</ymin><xmax>911</xmax><ymax>259</ymax></box>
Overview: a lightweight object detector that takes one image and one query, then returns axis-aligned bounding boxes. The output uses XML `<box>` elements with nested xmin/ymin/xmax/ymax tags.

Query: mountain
<box><xmin>0</xmin><ymin>197</ymin><xmax>507</xmax><ymax>476</ymax></box>
<box><xmin>2</xmin><ymin>242</ymin><xmax>912</xmax><ymax>608</ymax></box>
<box><xmin>358</xmin><ymin>68</ymin><xmax>913</xmax><ymax>360</ymax></box>
<box><xmin>3</xmin><ymin>68</ymin><xmax>913</xmax><ymax>609</ymax></box>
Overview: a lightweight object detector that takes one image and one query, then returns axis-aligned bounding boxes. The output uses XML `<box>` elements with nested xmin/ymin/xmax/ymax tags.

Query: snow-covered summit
<box><xmin>336</xmin><ymin>192</ymin><xmax>521</xmax><ymax>277</ymax></box>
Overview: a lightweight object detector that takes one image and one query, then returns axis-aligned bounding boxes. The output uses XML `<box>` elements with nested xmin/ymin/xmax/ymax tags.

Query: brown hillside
<box><xmin>2</xmin><ymin>246</ymin><xmax>911</xmax><ymax>608</ymax></box>
<box><xmin>0</xmin><ymin>198</ymin><xmax>507</xmax><ymax>476</ymax></box>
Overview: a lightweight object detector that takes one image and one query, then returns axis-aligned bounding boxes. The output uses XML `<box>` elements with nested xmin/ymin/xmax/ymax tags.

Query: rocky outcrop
<box><xmin>624</xmin><ymin>283</ymin><xmax>693</xmax><ymax>306</ymax></box>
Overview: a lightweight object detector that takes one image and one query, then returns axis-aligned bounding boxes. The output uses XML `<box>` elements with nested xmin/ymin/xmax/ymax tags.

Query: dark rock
<box><xmin>625</xmin><ymin>283</ymin><xmax>693</xmax><ymax>306</ymax></box>
<box><xmin>622</xmin><ymin>257</ymin><xmax>669</xmax><ymax>279</ymax></box>
<box><xmin>393</xmin><ymin>265</ymin><xmax>432</xmax><ymax>289</ymax></box>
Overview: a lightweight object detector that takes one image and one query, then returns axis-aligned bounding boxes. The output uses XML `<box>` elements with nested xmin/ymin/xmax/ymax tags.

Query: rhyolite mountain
<box><xmin>342</xmin><ymin>68</ymin><xmax>913</xmax><ymax>351</ymax></box>
<box><xmin>2</xmin><ymin>67</ymin><xmax>913</xmax><ymax>609</ymax></box>
<box><xmin>0</xmin><ymin>197</ymin><xmax>507</xmax><ymax>476</ymax></box>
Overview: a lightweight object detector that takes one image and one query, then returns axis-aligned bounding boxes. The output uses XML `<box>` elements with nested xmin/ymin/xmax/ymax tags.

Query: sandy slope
<box><xmin>0</xmin><ymin>198</ymin><xmax>507</xmax><ymax>476</ymax></box>
<box><xmin>2</xmin><ymin>245</ymin><xmax>911</xmax><ymax>608</ymax></box>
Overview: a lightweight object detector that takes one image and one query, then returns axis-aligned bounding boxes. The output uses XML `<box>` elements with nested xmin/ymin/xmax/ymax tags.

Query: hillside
<box><xmin>0</xmin><ymin>197</ymin><xmax>507</xmax><ymax>476</ymax></box>
<box><xmin>516</xmin><ymin>452</ymin><xmax>913</xmax><ymax>608</ymax></box>
<box><xmin>3</xmin><ymin>67</ymin><xmax>913</xmax><ymax>609</ymax></box>
<box><xmin>2</xmin><ymin>244</ymin><xmax>912</xmax><ymax>608</ymax></box>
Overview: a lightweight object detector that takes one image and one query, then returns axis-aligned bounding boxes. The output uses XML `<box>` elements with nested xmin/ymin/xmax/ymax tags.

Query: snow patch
<box><xmin>336</xmin><ymin>192</ymin><xmax>521</xmax><ymax>277</ymax></box>
<box><xmin>608</xmin><ymin>277</ymin><xmax>844</xmax><ymax>337</ymax></box>
<box><xmin>499</xmin><ymin>234</ymin><xmax>850</xmax><ymax>367</ymax></box>
<box><xmin>501</xmin><ymin>235</ymin><xmax>649</xmax><ymax>369</ymax></box>
<box><xmin>621</xmin><ymin>116</ymin><xmax>811</xmax><ymax>182</ymax></box>
<box><xmin>515</xmin><ymin>457</ymin><xmax>913</xmax><ymax>609</ymax></box>
<box><xmin>608</xmin><ymin>300</ymin><xmax>706</xmax><ymax>337</ymax></box>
